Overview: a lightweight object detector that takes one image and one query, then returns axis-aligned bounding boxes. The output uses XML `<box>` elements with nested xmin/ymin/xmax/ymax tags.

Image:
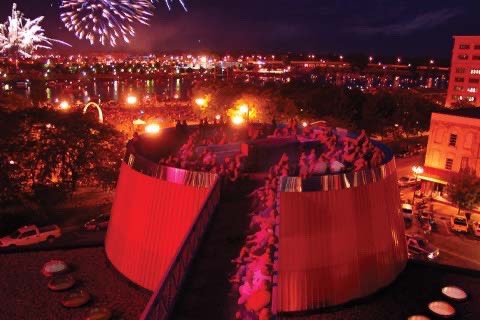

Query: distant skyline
<box><xmin>2</xmin><ymin>0</ymin><xmax>480</xmax><ymax>57</ymax></box>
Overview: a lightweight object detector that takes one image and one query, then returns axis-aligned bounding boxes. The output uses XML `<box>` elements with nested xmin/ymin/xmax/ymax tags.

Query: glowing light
<box><xmin>195</xmin><ymin>98</ymin><xmax>206</xmax><ymax>106</ymax></box>
<box><xmin>59</xmin><ymin>101</ymin><xmax>70</xmax><ymax>110</ymax></box>
<box><xmin>302</xmin><ymin>122</ymin><xmax>308</xmax><ymax>127</ymax></box>
<box><xmin>145</xmin><ymin>123</ymin><xmax>160</xmax><ymax>134</ymax></box>
<box><xmin>215</xmin><ymin>114</ymin><xmax>221</xmax><ymax>121</ymax></box>
<box><xmin>0</xmin><ymin>3</ymin><xmax>70</xmax><ymax>58</ymax></box>
<box><xmin>9</xmin><ymin>160</ymin><xmax>15</xmax><ymax>165</ymax></box>
<box><xmin>60</xmin><ymin>0</ymin><xmax>154</xmax><ymax>47</ymax></box>
<box><xmin>232</xmin><ymin>116</ymin><xmax>244</xmax><ymax>125</ymax></box>
<box><xmin>127</xmin><ymin>95</ymin><xmax>138</xmax><ymax>105</ymax></box>
<box><xmin>412</xmin><ymin>166</ymin><xmax>424</xmax><ymax>175</ymax></box>
<box><xmin>239</xmin><ymin>105</ymin><xmax>249</xmax><ymax>113</ymax></box>
<box><xmin>133</xmin><ymin>118</ymin><xmax>146</xmax><ymax>125</ymax></box>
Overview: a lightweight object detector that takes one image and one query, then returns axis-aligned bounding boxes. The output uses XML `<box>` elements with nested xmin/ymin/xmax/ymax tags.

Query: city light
<box><xmin>412</xmin><ymin>166</ymin><xmax>424</xmax><ymax>175</ymax></box>
<box><xmin>59</xmin><ymin>101</ymin><xmax>70</xmax><ymax>110</ymax></box>
<box><xmin>232</xmin><ymin>116</ymin><xmax>244</xmax><ymax>125</ymax></box>
<box><xmin>195</xmin><ymin>98</ymin><xmax>206</xmax><ymax>107</ymax></box>
<box><xmin>215</xmin><ymin>114</ymin><xmax>221</xmax><ymax>120</ymax></box>
<box><xmin>239</xmin><ymin>104</ymin><xmax>249</xmax><ymax>114</ymax></box>
<box><xmin>145</xmin><ymin>123</ymin><xmax>161</xmax><ymax>134</ymax></box>
<box><xmin>127</xmin><ymin>95</ymin><xmax>138</xmax><ymax>105</ymax></box>
<box><xmin>302</xmin><ymin>121</ymin><xmax>308</xmax><ymax>127</ymax></box>
<box><xmin>132</xmin><ymin>119</ymin><xmax>146</xmax><ymax>125</ymax></box>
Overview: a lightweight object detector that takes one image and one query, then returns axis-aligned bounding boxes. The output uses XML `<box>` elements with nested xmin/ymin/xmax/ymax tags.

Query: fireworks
<box><xmin>0</xmin><ymin>3</ymin><xmax>70</xmax><ymax>58</ymax></box>
<box><xmin>60</xmin><ymin>0</ymin><xmax>155</xmax><ymax>47</ymax></box>
<box><xmin>158</xmin><ymin>0</ymin><xmax>188</xmax><ymax>11</ymax></box>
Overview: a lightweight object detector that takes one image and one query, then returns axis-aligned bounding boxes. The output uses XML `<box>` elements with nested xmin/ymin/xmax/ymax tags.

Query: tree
<box><xmin>0</xmin><ymin>107</ymin><xmax>124</xmax><ymax>208</ymax></box>
<box><xmin>447</xmin><ymin>168</ymin><xmax>480</xmax><ymax>214</ymax></box>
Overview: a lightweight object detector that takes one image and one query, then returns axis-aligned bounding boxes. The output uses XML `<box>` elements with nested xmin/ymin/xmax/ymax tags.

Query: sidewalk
<box><xmin>401</xmin><ymin>188</ymin><xmax>480</xmax><ymax>221</ymax></box>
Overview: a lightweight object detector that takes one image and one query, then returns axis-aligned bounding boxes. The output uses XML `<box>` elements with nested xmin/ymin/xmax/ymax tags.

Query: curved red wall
<box><xmin>277</xmin><ymin>166</ymin><xmax>407</xmax><ymax>312</ymax></box>
<box><xmin>105</xmin><ymin>163</ymin><xmax>211</xmax><ymax>291</ymax></box>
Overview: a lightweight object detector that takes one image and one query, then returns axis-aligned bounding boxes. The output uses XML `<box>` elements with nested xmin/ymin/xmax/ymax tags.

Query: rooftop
<box><xmin>435</xmin><ymin>108</ymin><xmax>480</xmax><ymax>120</ymax></box>
<box><xmin>0</xmin><ymin>247</ymin><xmax>150</xmax><ymax>320</ymax></box>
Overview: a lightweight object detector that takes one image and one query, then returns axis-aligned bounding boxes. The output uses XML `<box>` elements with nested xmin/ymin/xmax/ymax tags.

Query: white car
<box><xmin>0</xmin><ymin>225</ymin><xmax>61</xmax><ymax>247</ymax></box>
<box><xmin>450</xmin><ymin>215</ymin><xmax>469</xmax><ymax>233</ymax></box>
<box><xmin>398</xmin><ymin>176</ymin><xmax>418</xmax><ymax>188</ymax></box>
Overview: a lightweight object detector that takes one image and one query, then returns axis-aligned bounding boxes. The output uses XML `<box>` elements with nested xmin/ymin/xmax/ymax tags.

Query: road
<box><xmin>0</xmin><ymin>227</ymin><xmax>106</xmax><ymax>254</ymax></box>
<box><xmin>397</xmin><ymin>153</ymin><xmax>480</xmax><ymax>270</ymax></box>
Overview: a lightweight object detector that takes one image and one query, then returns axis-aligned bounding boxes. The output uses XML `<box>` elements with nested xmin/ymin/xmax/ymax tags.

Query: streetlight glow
<box><xmin>232</xmin><ymin>116</ymin><xmax>244</xmax><ymax>125</ymax></box>
<box><xmin>412</xmin><ymin>166</ymin><xmax>424</xmax><ymax>175</ymax></box>
<box><xmin>239</xmin><ymin>105</ymin><xmax>249</xmax><ymax>114</ymax></box>
<box><xmin>302</xmin><ymin>121</ymin><xmax>308</xmax><ymax>127</ymax></box>
<box><xmin>215</xmin><ymin>114</ymin><xmax>221</xmax><ymax>121</ymax></box>
<box><xmin>145</xmin><ymin>123</ymin><xmax>161</xmax><ymax>134</ymax></box>
<box><xmin>126</xmin><ymin>95</ymin><xmax>137</xmax><ymax>105</ymax></box>
<box><xmin>195</xmin><ymin>98</ymin><xmax>206</xmax><ymax>107</ymax></box>
<box><xmin>59</xmin><ymin>101</ymin><xmax>70</xmax><ymax>110</ymax></box>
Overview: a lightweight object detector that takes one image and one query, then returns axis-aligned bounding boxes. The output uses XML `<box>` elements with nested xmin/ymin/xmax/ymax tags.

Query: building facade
<box><xmin>445</xmin><ymin>36</ymin><xmax>480</xmax><ymax>108</ymax></box>
<box><xmin>421</xmin><ymin>110</ymin><xmax>480</xmax><ymax>195</ymax></box>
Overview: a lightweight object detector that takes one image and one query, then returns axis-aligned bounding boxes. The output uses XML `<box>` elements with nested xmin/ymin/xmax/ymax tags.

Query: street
<box><xmin>397</xmin><ymin>153</ymin><xmax>480</xmax><ymax>271</ymax></box>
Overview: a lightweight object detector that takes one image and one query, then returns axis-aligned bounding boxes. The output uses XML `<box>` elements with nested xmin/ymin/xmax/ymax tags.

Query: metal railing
<box><xmin>139</xmin><ymin>169</ymin><xmax>222</xmax><ymax>320</ymax></box>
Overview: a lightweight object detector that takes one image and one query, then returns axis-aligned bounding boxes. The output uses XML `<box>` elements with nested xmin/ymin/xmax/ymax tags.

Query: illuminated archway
<box><xmin>83</xmin><ymin>102</ymin><xmax>104</xmax><ymax>123</ymax></box>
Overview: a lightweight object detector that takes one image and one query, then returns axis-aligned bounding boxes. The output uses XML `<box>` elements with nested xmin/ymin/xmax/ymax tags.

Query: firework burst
<box><xmin>60</xmin><ymin>0</ymin><xmax>155</xmax><ymax>47</ymax></box>
<box><xmin>156</xmin><ymin>0</ymin><xmax>188</xmax><ymax>11</ymax></box>
<box><xmin>0</xmin><ymin>3</ymin><xmax>70</xmax><ymax>58</ymax></box>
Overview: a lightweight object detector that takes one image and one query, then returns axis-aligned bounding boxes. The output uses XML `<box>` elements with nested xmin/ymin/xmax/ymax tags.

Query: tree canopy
<box><xmin>447</xmin><ymin>168</ymin><xmax>480</xmax><ymax>214</ymax></box>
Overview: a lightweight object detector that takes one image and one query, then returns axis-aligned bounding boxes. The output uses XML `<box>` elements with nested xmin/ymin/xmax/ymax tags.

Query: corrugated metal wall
<box><xmin>105</xmin><ymin>163</ymin><xmax>211</xmax><ymax>291</ymax></box>
<box><xmin>278</xmin><ymin>171</ymin><xmax>407</xmax><ymax>312</ymax></box>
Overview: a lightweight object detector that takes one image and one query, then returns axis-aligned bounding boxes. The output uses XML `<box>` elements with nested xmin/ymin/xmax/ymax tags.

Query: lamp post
<box><xmin>239</xmin><ymin>104</ymin><xmax>249</xmax><ymax>123</ymax></box>
<box><xmin>412</xmin><ymin>166</ymin><xmax>424</xmax><ymax>203</ymax></box>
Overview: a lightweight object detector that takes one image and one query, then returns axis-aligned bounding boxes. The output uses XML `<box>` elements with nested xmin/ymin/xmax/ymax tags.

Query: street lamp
<box><xmin>127</xmin><ymin>95</ymin><xmax>138</xmax><ymax>106</ymax></box>
<box><xmin>145</xmin><ymin>123</ymin><xmax>161</xmax><ymax>134</ymax></box>
<box><xmin>232</xmin><ymin>115</ymin><xmax>244</xmax><ymax>125</ymax></box>
<box><xmin>59</xmin><ymin>101</ymin><xmax>70</xmax><ymax>110</ymax></box>
<box><xmin>239</xmin><ymin>104</ymin><xmax>249</xmax><ymax>122</ymax></box>
<box><xmin>195</xmin><ymin>98</ymin><xmax>206</xmax><ymax>107</ymax></box>
<box><xmin>412</xmin><ymin>166</ymin><xmax>424</xmax><ymax>203</ymax></box>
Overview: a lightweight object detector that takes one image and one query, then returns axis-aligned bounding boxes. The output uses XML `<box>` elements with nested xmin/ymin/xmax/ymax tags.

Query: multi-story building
<box><xmin>421</xmin><ymin>108</ymin><xmax>480</xmax><ymax>196</ymax></box>
<box><xmin>445</xmin><ymin>36</ymin><xmax>480</xmax><ymax>108</ymax></box>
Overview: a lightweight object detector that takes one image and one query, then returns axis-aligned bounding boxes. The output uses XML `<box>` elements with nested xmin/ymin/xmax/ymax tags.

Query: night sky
<box><xmin>2</xmin><ymin>0</ymin><xmax>480</xmax><ymax>57</ymax></box>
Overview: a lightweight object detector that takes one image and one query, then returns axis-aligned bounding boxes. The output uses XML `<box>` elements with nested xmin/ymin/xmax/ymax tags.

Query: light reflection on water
<box><xmin>11</xmin><ymin>78</ymin><xmax>192</xmax><ymax>105</ymax></box>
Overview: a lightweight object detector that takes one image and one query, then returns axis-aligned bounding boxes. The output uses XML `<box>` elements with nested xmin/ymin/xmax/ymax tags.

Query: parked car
<box><xmin>406</xmin><ymin>234</ymin><xmax>439</xmax><ymax>260</ymax></box>
<box><xmin>472</xmin><ymin>221</ymin><xmax>480</xmax><ymax>237</ymax></box>
<box><xmin>398</xmin><ymin>176</ymin><xmax>418</xmax><ymax>188</ymax></box>
<box><xmin>416</xmin><ymin>210</ymin><xmax>435</xmax><ymax>226</ymax></box>
<box><xmin>450</xmin><ymin>215</ymin><xmax>469</xmax><ymax>233</ymax></box>
<box><xmin>84</xmin><ymin>214</ymin><xmax>110</xmax><ymax>231</ymax></box>
<box><xmin>0</xmin><ymin>225</ymin><xmax>61</xmax><ymax>247</ymax></box>
<box><xmin>401</xmin><ymin>203</ymin><xmax>414</xmax><ymax>221</ymax></box>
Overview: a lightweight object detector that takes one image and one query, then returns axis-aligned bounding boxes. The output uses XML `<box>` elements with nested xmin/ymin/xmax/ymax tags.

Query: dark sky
<box><xmin>2</xmin><ymin>0</ymin><xmax>480</xmax><ymax>57</ymax></box>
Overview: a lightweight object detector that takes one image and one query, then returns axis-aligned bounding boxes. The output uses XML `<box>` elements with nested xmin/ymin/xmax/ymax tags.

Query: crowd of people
<box><xmin>296</xmin><ymin>128</ymin><xmax>385</xmax><ymax>178</ymax></box>
<box><xmin>158</xmin><ymin>125</ymin><xmax>245</xmax><ymax>181</ymax></box>
<box><xmin>229</xmin><ymin>156</ymin><xmax>290</xmax><ymax>320</ymax></box>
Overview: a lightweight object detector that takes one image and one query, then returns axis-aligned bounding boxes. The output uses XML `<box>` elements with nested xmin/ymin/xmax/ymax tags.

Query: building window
<box><xmin>455</xmin><ymin>77</ymin><xmax>465</xmax><ymax>82</ymax></box>
<box><xmin>471</xmin><ymin>69</ymin><xmax>480</xmax><ymax>75</ymax></box>
<box><xmin>473</xmin><ymin>56</ymin><xmax>480</xmax><ymax>60</ymax></box>
<box><xmin>454</xmin><ymin>86</ymin><xmax>463</xmax><ymax>91</ymax></box>
<box><xmin>457</xmin><ymin>67</ymin><xmax>466</xmax><ymax>73</ymax></box>
<box><xmin>467</xmin><ymin>96</ymin><xmax>476</xmax><ymax>102</ymax></box>
<box><xmin>461</xmin><ymin>157</ymin><xmax>470</xmax><ymax>170</ymax></box>
<box><xmin>459</xmin><ymin>44</ymin><xmax>471</xmax><ymax>49</ymax></box>
<box><xmin>458</xmin><ymin>54</ymin><xmax>469</xmax><ymax>60</ymax></box>
<box><xmin>445</xmin><ymin>158</ymin><xmax>453</xmax><ymax>170</ymax></box>
<box><xmin>449</xmin><ymin>134</ymin><xmax>458</xmax><ymax>146</ymax></box>
<box><xmin>451</xmin><ymin>95</ymin><xmax>460</xmax><ymax>100</ymax></box>
<box><xmin>469</xmin><ymin>78</ymin><xmax>480</xmax><ymax>84</ymax></box>
<box><xmin>475</xmin><ymin>45</ymin><xmax>480</xmax><ymax>50</ymax></box>
<box><xmin>467</xmin><ymin>87</ymin><xmax>478</xmax><ymax>93</ymax></box>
